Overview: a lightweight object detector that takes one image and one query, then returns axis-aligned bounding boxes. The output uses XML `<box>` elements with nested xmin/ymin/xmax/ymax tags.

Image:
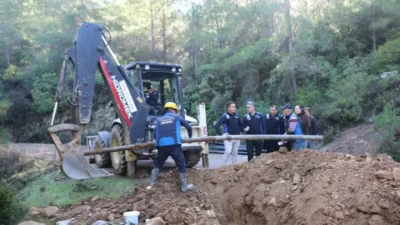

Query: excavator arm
<box><xmin>73</xmin><ymin>22</ymin><xmax>149</xmax><ymax>141</ymax></box>
<box><xmin>49</xmin><ymin>22</ymin><xmax>149</xmax><ymax>179</ymax></box>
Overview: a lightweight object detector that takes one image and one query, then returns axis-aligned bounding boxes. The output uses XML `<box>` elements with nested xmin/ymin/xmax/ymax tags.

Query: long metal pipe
<box><xmin>83</xmin><ymin>134</ymin><xmax>323</xmax><ymax>156</ymax></box>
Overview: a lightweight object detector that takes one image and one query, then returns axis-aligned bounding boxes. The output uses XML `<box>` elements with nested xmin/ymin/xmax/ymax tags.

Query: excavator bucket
<box><xmin>48</xmin><ymin>124</ymin><xmax>111</xmax><ymax>180</ymax></box>
<box><xmin>62</xmin><ymin>150</ymin><xmax>110</xmax><ymax>180</ymax></box>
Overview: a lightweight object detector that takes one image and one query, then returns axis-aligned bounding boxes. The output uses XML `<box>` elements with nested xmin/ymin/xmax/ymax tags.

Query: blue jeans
<box><xmin>154</xmin><ymin>145</ymin><xmax>186</xmax><ymax>173</ymax></box>
<box><xmin>293</xmin><ymin>140</ymin><xmax>306</xmax><ymax>151</ymax></box>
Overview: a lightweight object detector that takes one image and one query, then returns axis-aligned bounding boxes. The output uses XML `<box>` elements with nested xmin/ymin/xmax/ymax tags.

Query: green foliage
<box><xmin>372</xmin><ymin>37</ymin><xmax>400</xmax><ymax>74</ymax></box>
<box><xmin>1</xmin><ymin>0</ymin><xmax>400</xmax><ymax>144</ymax></box>
<box><xmin>374</xmin><ymin>104</ymin><xmax>400</xmax><ymax>161</ymax></box>
<box><xmin>31</xmin><ymin>72</ymin><xmax>58</xmax><ymax>114</ymax></box>
<box><xmin>0</xmin><ymin>183</ymin><xmax>28</xmax><ymax>225</ymax></box>
<box><xmin>19</xmin><ymin>168</ymin><xmax>136</xmax><ymax>207</ymax></box>
<box><xmin>294</xmin><ymin>88</ymin><xmax>327</xmax><ymax>116</ymax></box>
<box><xmin>377</xmin><ymin>134</ymin><xmax>400</xmax><ymax>162</ymax></box>
<box><xmin>318</xmin><ymin>120</ymin><xmax>338</xmax><ymax>143</ymax></box>
<box><xmin>3</xmin><ymin>65</ymin><xmax>20</xmax><ymax>80</ymax></box>
<box><xmin>0</xmin><ymin>129</ymin><xmax>11</xmax><ymax>144</ymax></box>
<box><xmin>373</xmin><ymin>104</ymin><xmax>400</xmax><ymax>129</ymax></box>
<box><xmin>0</xmin><ymin>99</ymin><xmax>11</xmax><ymax>117</ymax></box>
<box><xmin>324</xmin><ymin>98</ymin><xmax>363</xmax><ymax>124</ymax></box>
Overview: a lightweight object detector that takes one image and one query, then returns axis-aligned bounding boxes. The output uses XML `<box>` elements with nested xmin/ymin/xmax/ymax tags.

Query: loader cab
<box><xmin>125</xmin><ymin>61</ymin><xmax>186</xmax><ymax>119</ymax></box>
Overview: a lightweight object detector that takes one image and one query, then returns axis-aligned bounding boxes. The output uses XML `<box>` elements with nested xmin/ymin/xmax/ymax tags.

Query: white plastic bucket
<box><xmin>123</xmin><ymin>211</ymin><xmax>140</xmax><ymax>225</ymax></box>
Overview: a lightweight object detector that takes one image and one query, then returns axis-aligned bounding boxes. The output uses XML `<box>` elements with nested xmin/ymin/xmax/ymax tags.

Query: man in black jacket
<box><xmin>304</xmin><ymin>107</ymin><xmax>318</xmax><ymax>149</ymax></box>
<box><xmin>242</xmin><ymin>101</ymin><xmax>265</xmax><ymax>161</ymax></box>
<box><xmin>145</xmin><ymin>84</ymin><xmax>162</xmax><ymax>114</ymax></box>
<box><xmin>214</xmin><ymin>101</ymin><xmax>243</xmax><ymax>166</ymax></box>
<box><xmin>264</xmin><ymin>105</ymin><xmax>285</xmax><ymax>153</ymax></box>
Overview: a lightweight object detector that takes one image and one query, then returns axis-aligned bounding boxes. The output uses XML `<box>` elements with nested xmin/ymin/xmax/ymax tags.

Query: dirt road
<box><xmin>2</xmin><ymin>142</ymin><xmax>248</xmax><ymax>170</ymax></box>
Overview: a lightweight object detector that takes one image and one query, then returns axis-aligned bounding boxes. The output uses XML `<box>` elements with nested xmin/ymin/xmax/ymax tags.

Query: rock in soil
<box><xmin>393</xmin><ymin>167</ymin><xmax>400</xmax><ymax>181</ymax></box>
<box><xmin>58</xmin><ymin>205</ymin><xmax>90</xmax><ymax>220</ymax></box>
<box><xmin>293</xmin><ymin>173</ymin><xmax>301</xmax><ymax>184</ymax></box>
<box><xmin>91</xmin><ymin>221</ymin><xmax>109</xmax><ymax>225</ymax></box>
<box><xmin>18</xmin><ymin>222</ymin><xmax>46</xmax><ymax>225</ymax></box>
<box><xmin>30</xmin><ymin>206</ymin><xmax>59</xmax><ymax>218</ymax></box>
<box><xmin>145</xmin><ymin>217</ymin><xmax>166</xmax><ymax>225</ymax></box>
<box><xmin>40</xmin><ymin>151</ymin><xmax>400</xmax><ymax>225</ymax></box>
<box><xmin>55</xmin><ymin>219</ymin><xmax>77</xmax><ymax>225</ymax></box>
<box><xmin>374</xmin><ymin>170</ymin><xmax>394</xmax><ymax>180</ymax></box>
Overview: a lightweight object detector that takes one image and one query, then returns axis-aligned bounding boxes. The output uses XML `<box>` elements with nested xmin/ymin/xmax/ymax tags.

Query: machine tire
<box><xmin>183</xmin><ymin>150</ymin><xmax>201</xmax><ymax>168</ymax></box>
<box><xmin>110</xmin><ymin>124</ymin><xmax>127</xmax><ymax>175</ymax></box>
<box><xmin>88</xmin><ymin>157</ymin><xmax>96</xmax><ymax>164</ymax></box>
<box><xmin>94</xmin><ymin>135</ymin><xmax>111</xmax><ymax>168</ymax></box>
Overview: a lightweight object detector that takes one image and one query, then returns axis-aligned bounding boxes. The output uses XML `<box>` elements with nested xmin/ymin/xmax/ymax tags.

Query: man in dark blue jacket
<box><xmin>214</xmin><ymin>101</ymin><xmax>243</xmax><ymax>166</ymax></box>
<box><xmin>264</xmin><ymin>105</ymin><xmax>285</xmax><ymax>153</ymax></box>
<box><xmin>145</xmin><ymin>84</ymin><xmax>159</xmax><ymax>106</ymax></box>
<box><xmin>150</xmin><ymin>102</ymin><xmax>194</xmax><ymax>192</ymax></box>
<box><xmin>145</xmin><ymin>84</ymin><xmax>162</xmax><ymax>115</ymax></box>
<box><xmin>242</xmin><ymin>101</ymin><xmax>265</xmax><ymax>161</ymax></box>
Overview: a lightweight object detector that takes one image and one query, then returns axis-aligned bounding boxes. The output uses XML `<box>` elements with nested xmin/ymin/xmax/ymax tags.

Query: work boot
<box><xmin>150</xmin><ymin>168</ymin><xmax>159</xmax><ymax>185</ymax></box>
<box><xmin>179</xmin><ymin>173</ymin><xmax>194</xmax><ymax>192</ymax></box>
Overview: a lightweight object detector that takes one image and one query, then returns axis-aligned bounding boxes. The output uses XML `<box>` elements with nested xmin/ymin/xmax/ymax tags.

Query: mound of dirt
<box><xmin>49</xmin><ymin>150</ymin><xmax>400</xmax><ymax>225</ymax></box>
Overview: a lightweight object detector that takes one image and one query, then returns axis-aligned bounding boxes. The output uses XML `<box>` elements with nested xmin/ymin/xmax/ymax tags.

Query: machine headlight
<box><xmin>136</xmin><ymin>64</ymin><xmax>140</xmax><ymax>69</ymax></box>
<box><xmin>178</xmin><ymin>68</ymin><xmax>182</xmax><ymax>72</ymax></box>
<box><xmin>145</xmin><ymin>65</ymin><xmax>150</xmax><ymax>70</ymax></box>
<box><xmin>172</xmin><ymin>67</ymin><xmax>176</xmax><ymax>72</ymax></box>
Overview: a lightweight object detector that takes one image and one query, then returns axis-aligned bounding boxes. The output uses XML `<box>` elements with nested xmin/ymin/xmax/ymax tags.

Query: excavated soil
<box><xmin>52</xmin><ymin>150</ymin><xmax>400</xmax><ymax>225</ymax></box>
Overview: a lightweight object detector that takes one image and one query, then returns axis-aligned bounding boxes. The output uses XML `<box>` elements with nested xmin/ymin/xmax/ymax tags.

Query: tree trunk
<box><xmin>191</xmin><ymin>4</ymin><xmax>199</xmax><ymax>77</ymax></box>
<box><xmin>372</xmin><ymin>29</ymin><xmax>377</xmax><ymax>52</ymax></box>
<box><xmin>0</xmin><ymin>27</ymin><xmax>10</xmax><ymax>68</ymax></box>
<box><xmin>4</xmin><ymin>39</ymin><xmax>10</xmax><ymax>68</ymax></box>
<box><xmin>193</xmin><ymin>42</ymin><xmax>198</xmax><ymax>76</ymax></box>
<box><xmin>271</xmin><ymin>12</ymin><xmax>276</xmax><ymax>31</ymax></box>
<box><xmin>150</xmin><ymin>0</ymin><xmax>156</xmax><ymax>60</ymax></box>
<box><xmin>371</xmin><ymin>16</ymin><xmax>377</xmax><ymax>52</ymax></box>
<box><xmin>284</xmin><ymin>0</ymin><xmax>297</xmax><ymax>93</ymax></box>
<box><xmin>161</xmin><ymin>4</ymin><xmax>167</xmax><ymax>62</ymax></box>
<box><xmin>212</xmin><ymin>4</ymin><xmax>222</xmax><ymax>48</ymax></box>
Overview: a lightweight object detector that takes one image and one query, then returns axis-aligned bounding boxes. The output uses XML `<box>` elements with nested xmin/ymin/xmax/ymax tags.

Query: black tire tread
<box><xmin>95</xmin><ymin>135</ymin><xmax>111</xmax><ymax>168</ymax></box>
<box><xmin>89</xmin><ymin>158</ymin><xmax>96</xmax><ymax>164</ymax></box>
<box><xmin>183</xmin><ymin>150</ymin><xmax>201</xmax><ymax>168</ymax></box>
<box><xmin>111</xmin><ymin>124</ymin><xmax>127</xmax><ymax>175</ymax></box>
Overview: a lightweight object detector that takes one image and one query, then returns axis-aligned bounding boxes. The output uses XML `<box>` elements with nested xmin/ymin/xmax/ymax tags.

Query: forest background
<box><xmin>1</xmin><ymin>0</ymin><xmax>400</xmax><ymax>158</ymax></box>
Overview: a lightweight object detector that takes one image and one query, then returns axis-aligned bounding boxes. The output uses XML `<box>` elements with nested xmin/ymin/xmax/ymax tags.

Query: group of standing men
<box><xmin>149</xmin><ymin>100</ymin><xmax>318</xmax><ymax>192</ymax></box>
<box><xmin>214</xmin><ymin>101</ymin><xmax>318</xmax><ymax>165</ymax></box>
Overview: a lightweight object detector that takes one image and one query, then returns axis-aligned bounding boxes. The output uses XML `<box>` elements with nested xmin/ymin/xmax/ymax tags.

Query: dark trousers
<box><xmin>246</xmin><ymin>140</ymin><xmax>263</xmax><ymax>161</ymax></box>
<box><xmin>154</xmin><ymin>145</ymin><xmax>186</xmax><ymax>173</ymax></box>
<box><xmin>285</xmin><ymin>141</ymin><xmax>293</xmax><ymax>152</ymax></box>
<box><xmin>149</xmin><ymin>105</ymin><xmax>163</xmax><ymax>115</ymax></box>
<box><xmin>264</xmin><ymin>140</ymin><xmax>280</xmax><ymax>153</ymax></box>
